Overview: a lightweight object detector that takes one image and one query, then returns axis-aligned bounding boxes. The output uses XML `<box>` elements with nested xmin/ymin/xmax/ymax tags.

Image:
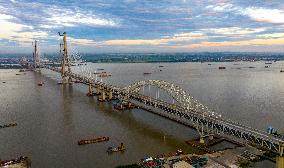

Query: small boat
<box><xmin>98</xmin><ymin>72</ymin><xmax>111</xmax><ymax>77</ymax></box>
<box><xmin>143</xmin><ymin>72</ymin><xmax>152</xmax><ymax>75</ymax></box>
<box><xmin>73</xmin><ymin>80</ymin><xmax>81</xmax><ymax>83</ymax></box>
<box><xmin>107</xmin><ymin>143</ymin><xmax>125</xmax><ymax>153</ymax></box>
<box><xmin>248</xmin><ymin>66</ymin><xmax>256</xmax><ymax>68</ymax></box>
<box><xmin>97</xmin><ymin>68</ymin><xmax>104</xmax><ymax>71</ymax></box>
<box><xmin>38</xmin><ymin>82</ymin><xmax>44</xmax><ymax>86</ymax></box>
<box><xmin>218</xmin><ymin>67</ymin><xmax>226</xmax><ymax>70</ymax></box>
<box><xmin>158</xmin><ymin>65</ymin><xmax>164</xmax><ymax>67</ymax></box>
<box><xmin>2</xmin><ymin>81</ymin><xmax>6</xmax><ymax>83</ymax></box>
<box><xmin>208</xmin><ymin>64</ymin><xmax>212</xmax><ymax>65</ymax></box>
<box><xmin>78</xmin><ymin>136</ymin><xmax>109</xmax><ymax>145</ymax></box>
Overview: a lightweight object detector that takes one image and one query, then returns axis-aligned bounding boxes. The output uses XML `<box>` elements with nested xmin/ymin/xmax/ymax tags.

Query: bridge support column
<box><xmin>98</xmin><ymin>89</ymin><xmax>106</xmax><ymax>101</ymax></box>
<box><xmin>107</xmin><ymin>90</ymin><xmax>113</xmax><ymax>100</ymax></box>
<box><xmin>276</xmin><ymin>156</ymin><xmax>284</xmax><ymax>168</ymax></box>
<box><xmin>200</xmin><ymin>136</ymin><xmax>205</xmax><ymax>144</ymax></box>
<box><xmin>95</xmin><ymin>85</ymin><xmax>100</xmax><ymax>95</ymax></box>
<box><xmin>281</xmin><ymin>144</ymin><xmax>284</xmax><ymax>156</ymax></box>
<box><xmin>87</xmin><ymin>82</ymin><xmax>94</xmax><ymax>96</ymax></box>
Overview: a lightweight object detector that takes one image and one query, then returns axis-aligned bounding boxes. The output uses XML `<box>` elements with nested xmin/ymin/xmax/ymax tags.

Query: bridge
<box><xmin>26</xmin><ymin>32</ymin><xmax>284</xmax><ymax>167</ymax></box>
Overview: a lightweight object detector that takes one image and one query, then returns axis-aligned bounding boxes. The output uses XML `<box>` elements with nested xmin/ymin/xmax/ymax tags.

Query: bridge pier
<box><xmin>87</xmin><ymin>81</ymin><xmax>95</xmax><ymax>96</ymax></box>
<box><xmin>200</xmin><ymin>136</ymin><xmax>205</xmax><ymax>144</ymax></box>
<box><xmin>209</xmin><ymin>135</ymin><xmax>214</xmax><ymax>140</ymax></box>
<box><xmin>106</xmin><ymin>90</ymin><xmax>113</xmax><ymax>100</ymax></box>
<box><xmin>276</xmin><ymin>156</ymin><xmax>284</xmax><ymax>168</ymax></box>
<box><xmin>98</xmin><ymin>89</ymin><xmax>106</xmax><ymax>101</ymax></box>
<box><xmin>281</xmin><ymin>144</ymin><xmax>284</xmax><ymax>156</ymax></box>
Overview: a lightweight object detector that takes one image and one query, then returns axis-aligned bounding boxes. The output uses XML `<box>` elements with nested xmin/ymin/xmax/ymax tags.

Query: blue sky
<box><xmin>1</xmin><ymin>0</ymin><xmax>284</xmax><ymax>53</ymax></box>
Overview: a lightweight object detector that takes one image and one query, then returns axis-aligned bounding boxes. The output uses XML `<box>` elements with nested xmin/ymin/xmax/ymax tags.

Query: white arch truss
<box><xmin>123</xmin><ymin>80</ymin><xmax>220</xmax><ymax>118</ymax></box>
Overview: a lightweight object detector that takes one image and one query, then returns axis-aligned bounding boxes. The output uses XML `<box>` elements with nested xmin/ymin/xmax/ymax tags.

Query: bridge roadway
<box><xmin>42</xmin><ymin>65</ymin><xmax>284</xmax><ymax>155</ymax></box>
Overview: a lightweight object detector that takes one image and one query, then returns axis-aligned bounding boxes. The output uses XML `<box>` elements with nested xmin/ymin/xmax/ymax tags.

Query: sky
<box><xmin>1</xmin><ymin>0</ymin><xmax>284</xmax><ymax>53</ymax></box>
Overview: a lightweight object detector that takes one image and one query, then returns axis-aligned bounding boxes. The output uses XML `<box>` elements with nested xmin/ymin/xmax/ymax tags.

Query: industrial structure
<box><xmin>26</xmin><ymin>33</ymin><xmax>284</xmax><ymax>168</ymax></box>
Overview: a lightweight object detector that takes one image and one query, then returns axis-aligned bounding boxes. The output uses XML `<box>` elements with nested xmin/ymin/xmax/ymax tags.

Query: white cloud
<box><xmin>202</xmin><ymin>27</ymin><xmax>266</xmax><ymax>36</ymax></box>
<box><xmin>0</xmin><ymin>14</ymin><xmax>48</xmax><ymax>43</ymax></box>
<box><xmin>257</xmin><ymin>33</ymin><xmax>284</xmax><ymax>38</ymax></box>
<box><xmin>44</xmin><ymin>7</ymin><xmax>118</xmax><ymax>28</ymax></box>
<box><xmin>68</xmin><ymin>37</ymin><xmax>98</xmax><ymax>46</ymax></box>
<box><xmin>241</xmin><ymin>7</ymin><xmax>284</xmax><ymax>24</ymax></box>
<box><xmin>207</xmin><ymin>3</ymin><xmax>284</xmax><ymax>24</ymax></box>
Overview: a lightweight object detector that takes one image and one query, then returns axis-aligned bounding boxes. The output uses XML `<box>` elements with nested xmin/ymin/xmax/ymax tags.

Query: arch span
<box><xmin>123</xmin><ymin>80</ymin><xmax>217</xmax><ymax>117</ymax></box>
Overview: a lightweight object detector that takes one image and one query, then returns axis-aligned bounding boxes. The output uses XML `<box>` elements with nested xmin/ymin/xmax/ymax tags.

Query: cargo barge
<box><xmin>0</xmin><ymin>123</ymin><xmax>17</xmax><ymax>129</ymax></box>
<box><xmin>0</xmin><ymin>156</ymin><xmax>30</xmax><ymax>167</ymax></box>
<box><xmin>78</xmin><ymin>136</ymin><xmax>109</xmax><ymax>145</ymax></box>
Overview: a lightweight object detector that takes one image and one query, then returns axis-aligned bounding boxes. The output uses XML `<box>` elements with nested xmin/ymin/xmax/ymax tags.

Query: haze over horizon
<box><xmin>1</xmin><ymin>0</ymin><xmax>284</xmax><ymax>54</ymax></box>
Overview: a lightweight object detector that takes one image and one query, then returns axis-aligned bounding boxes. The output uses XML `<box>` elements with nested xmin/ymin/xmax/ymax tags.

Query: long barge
<box><xmin>78</xmin><ymin>136</ymin><xmax>109</xmax><ymax>145</ymax></box>
<box><xmin>0</xmin><ymin>156</ymin><xmax>30</xmax><ymax>167</ymax></box>
<box><xmin>0</xmin><ymin>123</ymin><xmax>17</xmax><ymax>129</ymax></box>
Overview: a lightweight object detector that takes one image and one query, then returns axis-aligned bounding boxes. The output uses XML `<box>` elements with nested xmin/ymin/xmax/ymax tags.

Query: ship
<box><xmin>143</xmin><ymin>72</ymin><xmax>152</xmax><ymax>75</ymax></box>
<box><xmin>38</xmin><ymin>82</ymin><xmax>44</xmax><ymax>86</ymax></box>
<box><xmin>78</xmin><ymin>136</ymin><xmax>109</xmax><ymax>145</ymax></box>
<box><xmin>0</xmin><ymin>123</ymin><xmax>17</xmax><ymax>129</ymax></box>
<box><xmin>0</xmin><ymin>156</ymin><xmax>30</xmax><ymax>167</ymax></box>
<box><xmin>107</xmin><ymin>143</ymin><xmax>125</xmax><ymax>153</ymax></box>
<box><xmin>70</xmin><ymin>59</ymin><xmax>85</xmax><ymax>66</ymax></box>
<box><xmin>98</xmin><ymin>72</ymin><xmax>111</xmax><ymax>77</ymax></box>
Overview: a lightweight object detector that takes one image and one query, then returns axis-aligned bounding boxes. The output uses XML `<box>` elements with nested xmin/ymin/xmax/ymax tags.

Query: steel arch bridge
<box><xmin>27</xmin><ymin>32</ymin><xmax>284</xmax><ymax>163</ymax></box>
<box><xmin>123</xmin><ymin>80</ymin><xmax>219</xmax><ymax>118</ymax></box>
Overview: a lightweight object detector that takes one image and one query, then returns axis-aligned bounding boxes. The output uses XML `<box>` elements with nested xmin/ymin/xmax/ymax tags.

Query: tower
<box><xmin>33</xmin><ymin>40</ymin><xmax>40</xmax><ymax>70</ymax></box>
<box><xmin>58</xmin><ymin>32</ymin><xmax>72</xmax><ymax>83</ymax></box>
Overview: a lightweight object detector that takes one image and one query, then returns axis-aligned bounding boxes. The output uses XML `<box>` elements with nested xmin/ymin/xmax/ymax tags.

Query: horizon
<box><xmin>1</xmin><ymin>0</ymin><xmax>284</xmax><ymax>53</ymax></box>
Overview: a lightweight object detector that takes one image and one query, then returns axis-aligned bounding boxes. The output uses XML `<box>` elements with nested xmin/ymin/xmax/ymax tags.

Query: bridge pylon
<box><xmin>58</xmin><ymin>32</ymin><xmax>72</xmax><ymax>84</ymax></box>
<box><xmin>32</xmin><ymin>40</ymin><xmax>40</xmax><ymax>70</ymax></box>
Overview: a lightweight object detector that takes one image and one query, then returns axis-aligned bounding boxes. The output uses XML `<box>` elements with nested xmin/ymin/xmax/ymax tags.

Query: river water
<box><xmin>0</xmin><ymin>61</ymin><xmax>283</xmax><ymax>168</ymax></box>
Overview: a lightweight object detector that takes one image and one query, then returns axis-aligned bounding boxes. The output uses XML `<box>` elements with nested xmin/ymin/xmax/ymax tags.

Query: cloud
<box><xmin>102</xmin><ymin>32</ymin><xmax>206</xmax><ymax>45</ymax></box>
<box><xmin>0</xmin><ymin>14</ymin><xmax>48</xmax><ymax>43</ymax></box>
<box><xmin>207</xmin><ymin>3</ymin><xmax>284</xmax><ymax>24</ymax></box>
<box><xmin>257</xmin><ymin>33</ymin><xmax>284</xmax><ymax>38</ymax></box>
<box><xmin>170</xmin><ymin>37</ymin><xmax>284</xmax><ymax>49</ymax></box>
<box><xmin>68</xmin><ymin>37</ymin><xmax>98</xmax><ymax>46</ymax></box>
<box><xmin>103</xmin><ymin>39</ymin><xmax>169</xmax><ymax>45</ymax></box>
<box><xmin>43</xmin><ymin>7</ymin><xmax>118</xmax><ymax>28</ymax></box>
<box><xmin>202</xmin><ymin>27</ymin><xmax>266</xmax><ymax>36</ymax></box>
<box><xmin>241</xmin><ymin>7</ymin><xmax>284</xmax><ymax>24</ymax></box>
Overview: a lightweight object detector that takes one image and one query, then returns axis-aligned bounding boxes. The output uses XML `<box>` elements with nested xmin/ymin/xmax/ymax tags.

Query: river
<box><xmin>0</xmin><ymin>61</ymin><xmax>283</xmax><ymax>167</ymax></box>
